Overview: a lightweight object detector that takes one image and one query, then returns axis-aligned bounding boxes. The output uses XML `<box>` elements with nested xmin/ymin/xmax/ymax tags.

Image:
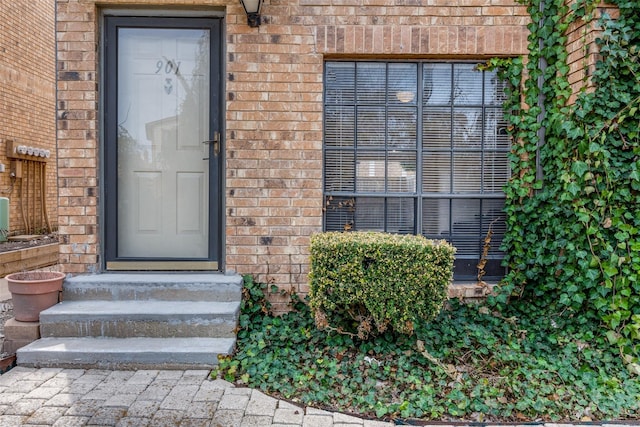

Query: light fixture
<box><xmin>396</xmin><ymin>91</ymin><xmax>415</xmax><ymax>103</ymax></box>
<box><xmin>240</xmin><ymin>0</ymin><xmax>263</xmax><ymax>28</ymax></box>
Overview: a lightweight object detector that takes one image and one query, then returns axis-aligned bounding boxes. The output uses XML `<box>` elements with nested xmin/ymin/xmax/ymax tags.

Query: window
<box><xmin>323</xmin><ymin>62</ymin><xmax>510</xmax><ymax>281</ymax></box>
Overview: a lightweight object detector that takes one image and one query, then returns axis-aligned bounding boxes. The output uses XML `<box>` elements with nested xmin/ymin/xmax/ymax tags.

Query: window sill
<box><xmin>447</xmin><ymin>281</ymin><xmax>497</xmax><ymax>299</ymax></box>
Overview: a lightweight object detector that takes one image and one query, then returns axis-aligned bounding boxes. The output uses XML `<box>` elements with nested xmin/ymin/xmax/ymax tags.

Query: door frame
<box><xmin>102</xmin><ymin>14</ymin><xmax>224</xmax><ymax>271</ymax></box>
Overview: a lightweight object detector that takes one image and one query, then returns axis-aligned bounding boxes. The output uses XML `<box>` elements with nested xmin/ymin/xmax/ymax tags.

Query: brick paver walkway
<box><xmin>0</xmin><ymin>367</ymin><xmax>636</xmax><ymax>426</ymax></box>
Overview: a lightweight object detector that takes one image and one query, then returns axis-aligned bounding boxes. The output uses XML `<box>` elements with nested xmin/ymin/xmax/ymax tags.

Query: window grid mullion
<box><xmin>384</xmin><ymin>64</ymin><xmax>389</xmax><ymax>230</ymax></box>
<box><xmin>480</xmin><ymin>70</ymin><xmax>486</xmax><ymax>194</ymax></box>
<box><xmin>353</xmin><ymin>105</ymin><xmax>358</xmax><ymax>195</ymax></box>
<box><xmin>384</xmin><ymin>63</ymin><xmax>389</xmax><ymax>196</ymax></box>
<box><xmin>448</xmin><ymin>198</ymin><xmax>453</xmax><ymax>243</ymax></box>
<box><xmin>384</xmin><ymin>198</ymin><xmax>388</xmax><ymax>233</ymax></box>
<box><xmin>478</xmin><ymin>199</ymin><xmax>484</xmax><ymax>258</ymax></box>
<box><xmin>353</xmin><ymin>63</ymin><xmax>359</xmax><ymax>196</ymax></box>
<box><xmin>449</xmin><ymin>64</ymin><xmax>455</xmax><ymax>196</ymax></box>
<box><xmin>416</xmin><ymin>63</ymin><xmax>423</xmax><ymax>235</ymax></box>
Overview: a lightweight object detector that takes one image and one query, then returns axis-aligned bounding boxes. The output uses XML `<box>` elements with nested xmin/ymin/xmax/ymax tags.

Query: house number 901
<box><xmin>155</xmin><ymin>59</ymin><xmax>181</xmax><ymax>75</ymax></box>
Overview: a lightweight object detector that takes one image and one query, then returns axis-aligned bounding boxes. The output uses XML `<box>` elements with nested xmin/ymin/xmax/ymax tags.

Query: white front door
<box><xmin>104</xmin><ymin>17</ymin><xmax>222</xmax><ymax>270</ymax></box>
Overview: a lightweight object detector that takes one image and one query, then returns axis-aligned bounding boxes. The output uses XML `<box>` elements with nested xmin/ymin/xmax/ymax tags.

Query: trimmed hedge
<box><xmin>309</xmin><ymin>231</ymin><xmax>455</xmax><ymax>339</ymax></box>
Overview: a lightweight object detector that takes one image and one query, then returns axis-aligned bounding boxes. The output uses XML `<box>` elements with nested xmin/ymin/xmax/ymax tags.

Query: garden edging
<box><xmin>0</xmin><ymin>243</ymin><xmax>59</xmax><ymax>277</ymax></box>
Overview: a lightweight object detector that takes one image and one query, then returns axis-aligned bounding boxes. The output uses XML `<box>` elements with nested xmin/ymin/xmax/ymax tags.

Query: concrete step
<box><xmin>17</xmin><ymin>273</ymin><xmax>243</xmax><ymax>370</ymax></box>
<box><xmin>39</xmin><ymin>300</ymin><xmax>240</xmax><ymax>338</ymax></box>
<box><xmin>62</xmin><ymin>273</ymin><xmax>243</xmax><ymax>302</ymax></box>
<box><xmin>17</xmin><ymin>337</ymin><xmax>234</xmax><ymax>369</ymax></box>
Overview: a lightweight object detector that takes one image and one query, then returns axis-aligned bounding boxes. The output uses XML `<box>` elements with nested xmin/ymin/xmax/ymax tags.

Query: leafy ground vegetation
<box><xmin>213</xmin><ymin>276</ymin><xmax>640</xmax><ymax>422</ymax></box>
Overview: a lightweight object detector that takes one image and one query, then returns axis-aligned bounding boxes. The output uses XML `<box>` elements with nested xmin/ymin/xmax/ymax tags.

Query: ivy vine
<box><xmin>486</xmin><ymin>0</ymin><xmax>640</xmax><ymax>371</ymax></box>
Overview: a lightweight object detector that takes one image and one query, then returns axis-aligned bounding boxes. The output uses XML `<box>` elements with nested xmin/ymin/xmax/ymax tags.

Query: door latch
<box><xmin>202</xmin><ymin>131</ymin><xmax>220</xmax><ymax>157</ymax></box>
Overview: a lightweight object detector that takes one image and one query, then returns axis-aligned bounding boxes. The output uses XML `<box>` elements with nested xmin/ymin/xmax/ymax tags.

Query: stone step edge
<box><xmin>17</xmin><ymin>337</ymin><xmax>235</xmax><ymax>369</ymax></box>
<box><xmin>41</xmin><ymin>300</ymin><xmax>240</xmax><ymax>320</ymax></box>
<box><xmin>64</xmin><ymin>273</ymin><xmax>243</xmax><ymax>286</ymax></box>
<box><xmin>61</xmin><ymin>278</ymin><xmax>243</xmax><ymax>302</ymax></box>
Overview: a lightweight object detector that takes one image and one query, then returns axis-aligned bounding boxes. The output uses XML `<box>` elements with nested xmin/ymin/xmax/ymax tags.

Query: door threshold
<box><xmin>106</xmin><ymin>261</ymin><xmax>219</xmax><ymax>271</ymax></box>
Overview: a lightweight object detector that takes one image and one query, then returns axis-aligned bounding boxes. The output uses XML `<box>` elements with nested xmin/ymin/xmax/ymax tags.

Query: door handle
<box><xmin>202</xmin><ymin>132</ymin><xmax>220</xmax><ymax>157</ymax></box>
<box><xmin>202</xmin><ymin>141</ymin><xmax>219</xmax><ymax>157</ymax></box>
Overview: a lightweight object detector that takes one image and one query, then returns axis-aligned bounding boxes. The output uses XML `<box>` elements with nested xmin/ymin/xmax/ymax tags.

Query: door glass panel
<box><xmin>117</xmin><ymin>28</ymin><xmax>210</xmax><ymax>258</ymax></box>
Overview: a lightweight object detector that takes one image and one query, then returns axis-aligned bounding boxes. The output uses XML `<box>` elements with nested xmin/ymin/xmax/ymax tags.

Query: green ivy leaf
<box><xmin>572</xmin><ymin>161</ymin><xmax>589</xmax><ymax>177</ymax></box>
<box><xmin>566</xmin><ymin>182</ymin><xmax>581</xmax><ymax>196</ymax></box>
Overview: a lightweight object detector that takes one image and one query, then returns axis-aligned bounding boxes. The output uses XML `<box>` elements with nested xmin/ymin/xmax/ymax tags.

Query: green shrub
<box><xmin>309</xmin><ymin>231</ymin><xmax>455</xmax><ymax>339</ymax></box>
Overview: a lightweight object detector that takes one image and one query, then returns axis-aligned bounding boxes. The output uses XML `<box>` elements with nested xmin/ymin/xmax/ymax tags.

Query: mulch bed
<box><xmin>0</xmin><ymin>233</ymin><xmax>58</xmax><ymax>253</ymax></box>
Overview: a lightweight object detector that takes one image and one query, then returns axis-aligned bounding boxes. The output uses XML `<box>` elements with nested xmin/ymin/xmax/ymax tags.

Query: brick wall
<box><xmin>56</xmin><ymin>0</ymin><xmax>530</xmax><ymax>304</ymax></box>
<box><xmin>0</xmin><ymin>1</ymin><xmax>57</xmax><ymax>237</ymax></box>
<box><xmin>565</xmin><ymin>1</ymin><xmax>619</xmax><ymax>104</ymax></box>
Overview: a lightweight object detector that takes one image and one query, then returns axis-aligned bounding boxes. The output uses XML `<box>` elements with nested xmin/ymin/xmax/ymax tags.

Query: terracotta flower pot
<box><xmin>6</xmin><ymin>271</ymin><xmax>65</xmax><ymax>322</ymax></box>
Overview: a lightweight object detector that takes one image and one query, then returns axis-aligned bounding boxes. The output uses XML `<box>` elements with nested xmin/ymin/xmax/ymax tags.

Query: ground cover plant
<box><xmin>213</xmin><ymin>276</ymin><xmax>640</xmax><ymax>422</ymax></box>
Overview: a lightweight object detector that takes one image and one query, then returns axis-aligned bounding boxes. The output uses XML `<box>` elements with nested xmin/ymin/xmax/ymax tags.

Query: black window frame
<box><xmin>322</xmin><ymin>61</ymin><xmax>510</xmax><ymax>282</ymax></box>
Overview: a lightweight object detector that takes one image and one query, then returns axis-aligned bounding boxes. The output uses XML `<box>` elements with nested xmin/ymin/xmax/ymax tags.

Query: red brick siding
<box><xmin>0</xmin><ymin>1</ymin><xmax>57</xmax><ymax>236</ymax></box>
<box><xmin>56</xmin><ymin>0</ymin><xmax>530</xmax><ymax>304</ymax></box>
<box><xmin>564</xmin><ymin>1</ymin><xmax>619</xmax><ymax>104</ymax></box>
